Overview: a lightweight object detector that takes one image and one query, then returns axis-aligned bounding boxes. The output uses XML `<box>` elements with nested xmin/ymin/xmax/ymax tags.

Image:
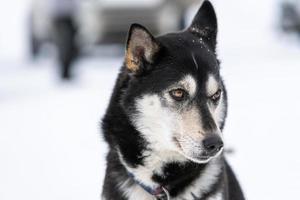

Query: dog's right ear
<box><xmin>125</xmin><ymin>24</ymin><xmax>160</xmax><ymax>74</ymax></box>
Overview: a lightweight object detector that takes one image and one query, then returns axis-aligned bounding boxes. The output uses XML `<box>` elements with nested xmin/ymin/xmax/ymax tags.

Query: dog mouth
<box><xmin>173</xmin><ymin>137</ymin><xmax>222</xmax><ymax>164</ymax></box>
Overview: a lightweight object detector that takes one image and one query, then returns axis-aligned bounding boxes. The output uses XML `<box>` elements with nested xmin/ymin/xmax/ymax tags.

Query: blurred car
<box><xmin>279</xmin><ymin>0</ymin><xmax>300</xmax><ymax>32</ymax></box>
<box><xmin>30</xmin><ymin>0</ymin><xmax>79</xmax><ymax>79</ymax></box>
<box><xmin>30</xmin><ymin>0</ymin><xmax>197</xmax><ymax>79</ymax></box>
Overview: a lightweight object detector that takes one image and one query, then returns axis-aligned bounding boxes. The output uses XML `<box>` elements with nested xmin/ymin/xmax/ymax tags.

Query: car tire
<box><xmin>53</xmin><ymin>17</ymin><xmax>78</xmax><ymax>80</ymax></box>
<box><xmin>29</xmin><ymin>13</ymin><xmax>41</xmax><ymax>58</ymax></box>
<box><xmin>179</xmin><ymin>10</ymin><xmax>186</xmax><ymax>30</ymax></box>
<box><xmin>280</xmin><ymin>3</ymin><xmax>297</xmax><ymax>32</ymax></box>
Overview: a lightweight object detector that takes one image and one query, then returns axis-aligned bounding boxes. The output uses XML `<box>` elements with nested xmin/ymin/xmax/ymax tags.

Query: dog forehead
<box><xmin>158</xmin><ymin>32</ymin><xmax>213</xmax><ymax>56</ymax></box>
<box><xmin>156</xmin><ymin>34</ymin><xmax>218</xmax><ymax>73</ymax></box>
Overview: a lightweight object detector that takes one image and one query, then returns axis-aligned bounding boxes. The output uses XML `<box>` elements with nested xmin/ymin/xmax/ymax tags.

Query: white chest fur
<box><xmin>118</xmin><ymin>157</ymin><xmax>222</xmax><ymax>200</ymax></box>
<box><xmin>207</xmin><ymin>191</ymin><xmax>223</xmax><ymax>200</ymax></box>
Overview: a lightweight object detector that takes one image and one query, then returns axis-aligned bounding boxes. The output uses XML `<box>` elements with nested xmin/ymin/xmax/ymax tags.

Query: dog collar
<box><xmin>128</xmin><ymin>172</ymin><xmax>170</xmax><ymax>200</ymax></box>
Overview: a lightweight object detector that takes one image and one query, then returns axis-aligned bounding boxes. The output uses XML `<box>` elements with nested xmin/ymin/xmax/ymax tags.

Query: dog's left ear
<box><xmin>125</xmin><ymin>23</ymin><xmax>160</xmax><ymax>74</ymax></box>
<box><xmin>188</xmin><ymin>0</ymin><xmax>218</xmax><ymax>51</ymax></box>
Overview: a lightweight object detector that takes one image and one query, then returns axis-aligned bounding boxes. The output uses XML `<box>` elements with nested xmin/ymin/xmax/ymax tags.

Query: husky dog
<box><xmin>101</xmin><ymin>1</ymin><xmax>245</xmax><ymax>199</ymax></box>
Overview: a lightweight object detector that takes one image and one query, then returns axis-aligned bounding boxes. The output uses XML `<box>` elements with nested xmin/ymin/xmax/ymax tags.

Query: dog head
<box><xmin>121</xmin><ymin>1</ymin><xmax>226</xmax><ymax>164</ymax></box>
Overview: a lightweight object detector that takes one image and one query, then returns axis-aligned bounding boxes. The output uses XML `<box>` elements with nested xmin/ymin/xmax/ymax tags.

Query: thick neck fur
<box><xmin>102</xmin><ymin>68</ymin><xmax>225</xmax><ymax>199</ymax></box>
<box><xmin>103</xmin><ymin>149</ymin><xmax>225</xmax><ymax>200</ymax></box>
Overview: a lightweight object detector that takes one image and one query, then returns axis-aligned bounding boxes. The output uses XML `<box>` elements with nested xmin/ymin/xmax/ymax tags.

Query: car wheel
<box><xmin>53</xmin><ymin>17</ymin><xmax>78</xmax><ymax>80</ymax></box>
<box><xmin>29</xmin><ymin>13</ymin><xmax>41</xmax><ymax>58</ymax></box>
<box><xmin>280</xmin><ymin>3</ymin><xmax>297</xmax><ymax>32</ymax></box>
<box><xmin>179</xmin><ymin>10</ymin><xmax>186</xmax><ymax>30</ymax></box>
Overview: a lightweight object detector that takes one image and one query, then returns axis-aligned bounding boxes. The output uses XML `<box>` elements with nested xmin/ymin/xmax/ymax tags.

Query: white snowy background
<box><xmin>1</xmin><ymin>0</ymin><xmax>300</xmax><ymax>199</ymax></box>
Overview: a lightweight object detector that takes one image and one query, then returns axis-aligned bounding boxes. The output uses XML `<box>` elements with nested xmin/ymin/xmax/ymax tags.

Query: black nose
<box><xmin>202</xmin><ymin>136</ymin><xmax>224</xmax><ymax>156</ymax></box>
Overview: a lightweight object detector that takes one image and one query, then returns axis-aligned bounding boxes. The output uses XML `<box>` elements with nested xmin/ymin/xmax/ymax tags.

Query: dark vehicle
<box><xmin>280</xmin><ymin>0</ymin><xmax>300</xmax><ymax>33</ymax></box>
<box><xmin>30</xmin><ymin>0</ymin><xmax>197</xmax><ymax>79</ymax></box>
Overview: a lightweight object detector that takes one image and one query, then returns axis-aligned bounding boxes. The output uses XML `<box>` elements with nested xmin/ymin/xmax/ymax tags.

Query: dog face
<box><xmin>121</xmin><ymin>1</ymin><xmax>227</xmax><ymax>164</ymax></box>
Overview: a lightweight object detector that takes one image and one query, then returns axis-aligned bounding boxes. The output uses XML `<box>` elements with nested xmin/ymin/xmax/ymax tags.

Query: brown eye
<box><xmin>210</xmin><ymin>89</ymin><xmax>222</xmax><ymax>102</ymax></box>
<box><xmin>169</xmin><ymin>89</ymin><xmax>187</xmax><ymax>101</ymax></box>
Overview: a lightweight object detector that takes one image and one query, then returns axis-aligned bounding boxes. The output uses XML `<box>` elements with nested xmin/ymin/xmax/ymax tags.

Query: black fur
<box><xmin>101</xmin><ymin>1</ymin><xmax>244</xmax><ymax>199</ymax></box>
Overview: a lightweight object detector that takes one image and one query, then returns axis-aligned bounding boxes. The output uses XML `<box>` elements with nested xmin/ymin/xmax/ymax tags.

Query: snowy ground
<box><xmin>1</xmin><ymin>0</ymin><xmax>300</xmax><ymax>199</ymax></box>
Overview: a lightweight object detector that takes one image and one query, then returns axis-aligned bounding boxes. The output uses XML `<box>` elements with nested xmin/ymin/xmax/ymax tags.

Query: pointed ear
<box><xmin>125</xmin><ymin>24</ymin><xmax>160</xmax><ymax>74</ymax></box>
<box><xmin>188</xmin><ymin>0</ymin><xmax>218</xmax><ymax>50</ymax></box>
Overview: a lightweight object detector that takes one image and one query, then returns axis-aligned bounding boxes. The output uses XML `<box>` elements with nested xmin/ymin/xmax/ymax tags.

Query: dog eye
<box><xmin>210</xmin><ymin>89</ymin><xmax>222</xmax><ymax>102</ymax></box>
<box><xmin>169</xmin><ymin>89</ymin><xmax>187</xmax><ymax>101</ymax></box>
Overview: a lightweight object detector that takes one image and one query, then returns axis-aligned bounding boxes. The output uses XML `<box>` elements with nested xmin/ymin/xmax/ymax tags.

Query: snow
<box><xmin>1</xmin><ymin>0</ymin><xmax>300</xmax><ymax>199</ymax></box>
